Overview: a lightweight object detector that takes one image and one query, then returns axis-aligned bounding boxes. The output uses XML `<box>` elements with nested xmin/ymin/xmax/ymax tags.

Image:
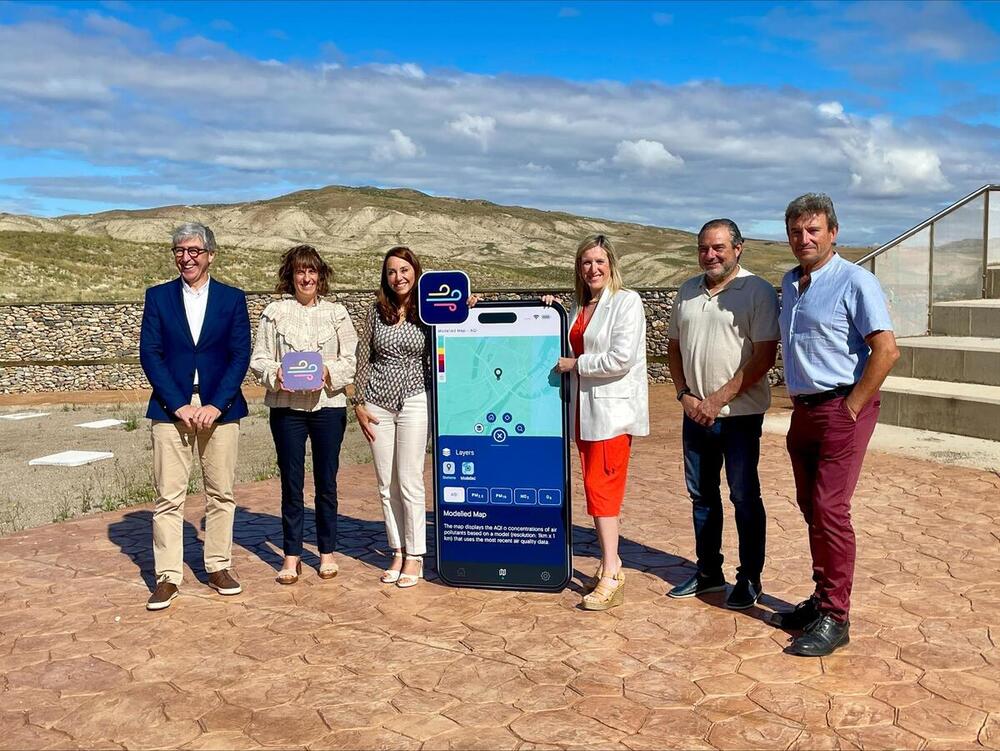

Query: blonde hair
<box><xmin>574</xmin><ymin>233</ymin><xmax>625</xmax><ymax>306</ymax></box>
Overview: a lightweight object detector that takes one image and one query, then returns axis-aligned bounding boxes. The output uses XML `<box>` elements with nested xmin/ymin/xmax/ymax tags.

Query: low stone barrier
<box><xmin>1</xmin><ymin>288</ymin><xmax>783</xmax><ymax>393</ymax></box>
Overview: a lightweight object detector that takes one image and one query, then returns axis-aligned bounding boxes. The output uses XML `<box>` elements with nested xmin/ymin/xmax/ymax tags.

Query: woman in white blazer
<box><xmin>549</xmin><ymin>234</ymin><xmax>649</xmax><ymax>611</ymax></box>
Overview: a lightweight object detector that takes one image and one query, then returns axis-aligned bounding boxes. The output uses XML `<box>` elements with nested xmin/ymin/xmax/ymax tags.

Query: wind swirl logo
<box><xmin>425</xmin><ymin>283</ymin><xmax>463</xmax><ymax>313</ymax></box>
<box><xmin>286</xmin><ymin>359</ymin><xmax>319</xmax><ymax>376</ymax></box>
<box><xmin>280</xmin><ymin>351</ymin><xmax>324</xmax><ymax>390</ymax></box>
<box><xmin>418</xmin><ymin>271</ymin><xmax>471</xmax><ymax>325</ymax></box>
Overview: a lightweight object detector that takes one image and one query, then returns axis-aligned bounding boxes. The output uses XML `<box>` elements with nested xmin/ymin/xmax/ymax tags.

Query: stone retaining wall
<box><xmin>0</xmin><ymin>288</ymin><xmax>782</xmax><ymax>393</ymax></box>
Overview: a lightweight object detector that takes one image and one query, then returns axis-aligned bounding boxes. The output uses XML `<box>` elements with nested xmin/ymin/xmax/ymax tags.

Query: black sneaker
<box><xmin>786</xmin><ymin>615</ymin><xmax>850</xmax><ymax>657</ymax></box>
<box><xmin>769</xmin><ymin>597</ymin><xmax>820</xmax><ymax>630</ymax></box>
<box><xmin>668</xmin><ymin>571</ymin><xmax>726</xmax><ymax>599</ymax></box>
<box><xmin>726</xmin><ymin>580</ymin><xmax>762</xmax><ymax>610</ymax></box>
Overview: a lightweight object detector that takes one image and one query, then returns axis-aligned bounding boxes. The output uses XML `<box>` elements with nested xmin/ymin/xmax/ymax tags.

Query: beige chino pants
<box><xmin>151</xmin><ymin>395</ymin><xmax>240</xmax><ymax>585</ymax></box>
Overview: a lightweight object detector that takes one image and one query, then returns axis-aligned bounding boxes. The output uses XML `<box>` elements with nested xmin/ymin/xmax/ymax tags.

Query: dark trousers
<box><xmin>786</xmin><ymin>394</ymin><xmax>879</xmax><ymax>623</ymax></box>
<box><xmin>682</xmin><ymin>413</ymin><xmax>766</xmax><ymax>584</ymax></box>
<box><xmin>269</xmin><ymin>407</ymin><xmax>346</xmax><ymax>557</ymax></box>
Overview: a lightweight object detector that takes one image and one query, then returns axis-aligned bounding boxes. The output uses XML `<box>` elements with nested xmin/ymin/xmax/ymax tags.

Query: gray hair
<box><xmin>785</xmin><ymin>193</ymin><xmax>839</xmax><ymax>231</ymax></box>
<box><xmin>698</xmin><ymin>218</ymin><xmax>743</xmax><ymax>248</ymax></box>
<box><xmin>171</xmin><ymin>222</ymin><xmax>217</xmax><ymax>251</ymax></box>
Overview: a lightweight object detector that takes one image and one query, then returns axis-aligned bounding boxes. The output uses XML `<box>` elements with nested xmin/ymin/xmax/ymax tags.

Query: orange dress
<box><xmin>570</xmin><ymin>310</ymin><xmax>633</xmax><ymax>518</ymax></box>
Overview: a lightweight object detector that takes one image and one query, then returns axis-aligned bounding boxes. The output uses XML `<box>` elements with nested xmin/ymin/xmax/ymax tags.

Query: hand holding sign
<box><xmin>280</xmin><ymin>351</ymin><xmax>325</xmax><ymax>391</ymax></box>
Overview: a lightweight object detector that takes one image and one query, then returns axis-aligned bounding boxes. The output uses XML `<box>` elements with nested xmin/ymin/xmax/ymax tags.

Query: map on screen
<box><xmin>437</xmin><ymin>334</ymin><xmax>562</xmax><ymax>439</ymax></box>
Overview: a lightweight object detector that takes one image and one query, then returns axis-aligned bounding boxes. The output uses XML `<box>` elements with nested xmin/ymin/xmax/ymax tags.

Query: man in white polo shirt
<box><xmin>667</xmin><ymin>219</ymin><xmax>780</xmax><ymax>609</ymax></box>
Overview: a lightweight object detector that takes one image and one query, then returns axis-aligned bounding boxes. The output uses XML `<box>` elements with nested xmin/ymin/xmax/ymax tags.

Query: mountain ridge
<box><xmin>0</xmin><ymin>184</ymin><xmax>862</xmax><ymax>303</ymax></box>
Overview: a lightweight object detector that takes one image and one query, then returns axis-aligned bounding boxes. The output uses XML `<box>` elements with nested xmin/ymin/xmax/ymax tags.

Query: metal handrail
<box><xmin>856</xmin><ymin>183</ymin><xmax>999</xmax><ymax>266</ymax></box>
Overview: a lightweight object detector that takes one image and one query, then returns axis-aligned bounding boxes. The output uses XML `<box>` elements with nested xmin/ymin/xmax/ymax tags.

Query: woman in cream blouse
<box><xmin>250</xmin><ymin>245</ymin><xmax>358</xmax><ymax>584</ymax></box>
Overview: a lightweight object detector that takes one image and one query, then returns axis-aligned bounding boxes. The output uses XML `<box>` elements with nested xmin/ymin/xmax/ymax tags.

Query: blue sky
<box><xmin>1</xmin><ymin>0</ymin><xmax>999</xmax><ymax>243</ymax></box>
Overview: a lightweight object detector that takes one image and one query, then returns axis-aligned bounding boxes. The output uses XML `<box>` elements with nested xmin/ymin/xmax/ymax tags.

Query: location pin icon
<box><xmin>494</xmin><ymin>367</ymin><xmax>503</xmax><ymax>381</ymax></box>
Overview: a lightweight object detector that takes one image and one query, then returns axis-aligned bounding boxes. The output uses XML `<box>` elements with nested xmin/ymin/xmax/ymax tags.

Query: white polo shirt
<box><xmin>668</xmin><ymin>267</ymin><xmax>780</xmax><ymax>417</ymax></box>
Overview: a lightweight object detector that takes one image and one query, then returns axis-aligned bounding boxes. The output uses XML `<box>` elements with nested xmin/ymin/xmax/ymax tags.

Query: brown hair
<box><xmin>785</xmin><ymin>193</ymin><xmax>839</xmax><ymax>231</ymax></box>
<box><xmin>275</xmin><ymin>245</ymin><xmax>332</xmax><ymax>296</ymax></box>
<box><xmin>375</xmin><ymin>246</ymin><xmax>423</xmax><ymax>325</ymax></box>
<box><xmin>573</xmin><ymin>233</ymin><xmax>624</xmax><ymax>307</ymax></box>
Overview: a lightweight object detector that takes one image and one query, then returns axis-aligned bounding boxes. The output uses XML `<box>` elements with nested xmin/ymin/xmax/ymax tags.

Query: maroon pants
<box><xmin>786</xmin><ymin>393</ymin><xmax>879</xmax><ymax>623</ymax></box>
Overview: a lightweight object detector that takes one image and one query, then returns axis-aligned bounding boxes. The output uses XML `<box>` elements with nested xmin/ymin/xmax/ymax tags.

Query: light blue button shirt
<box><xmin>779</xmin><ymin>253</ymin><xmax>893</xmax><ymax>396</ymax></box>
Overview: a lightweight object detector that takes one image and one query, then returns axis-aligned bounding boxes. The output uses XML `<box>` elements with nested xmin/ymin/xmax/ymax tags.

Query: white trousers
<box><xmin>367</xmin><ymin>392</ymin><xmax>429</xmax><ymax>556</ymax></box>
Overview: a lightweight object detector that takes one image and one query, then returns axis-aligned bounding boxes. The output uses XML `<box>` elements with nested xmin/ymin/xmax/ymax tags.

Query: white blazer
<box><xmin>570</xmin><ymin>288</ymin><xmax>650</xmax><ymax>441</ymax></box>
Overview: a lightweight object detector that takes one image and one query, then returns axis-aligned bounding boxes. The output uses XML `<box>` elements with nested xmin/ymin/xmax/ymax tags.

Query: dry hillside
<box><xmin>0</xmin><ymin>185</ymin><xmax>864</xmax><ymax>303</ymax></box>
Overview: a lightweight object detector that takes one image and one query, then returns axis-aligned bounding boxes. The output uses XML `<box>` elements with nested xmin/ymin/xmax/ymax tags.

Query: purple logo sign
<box><xmin>281</xmin><ymin>351</ymin><xmax>324</xmax><ymax>391</ymax></box>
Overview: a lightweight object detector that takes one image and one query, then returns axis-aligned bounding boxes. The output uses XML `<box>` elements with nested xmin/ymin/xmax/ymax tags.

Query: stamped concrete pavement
<box><xmin>1</xmin><ymin>384</ymin><xmax>999</xmax><ymax>750</ymax></box>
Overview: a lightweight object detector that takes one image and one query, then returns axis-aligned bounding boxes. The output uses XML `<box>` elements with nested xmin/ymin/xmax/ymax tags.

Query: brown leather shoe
<box><xmin>146</xmin><ymin>580</ymin><xmax>178</xmax><ymax>611</ymax></box>
<box><xmin>207</xmin><ymin>569</ymin><xmax>242</xmax><ymax>595</ymax></box>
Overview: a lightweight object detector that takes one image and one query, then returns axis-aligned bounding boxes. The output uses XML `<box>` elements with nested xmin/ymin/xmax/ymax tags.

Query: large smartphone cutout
<box><xmin>432</xmin><ymin>301</ymin><xmax>571</xmax><ymax>591</ymax></box>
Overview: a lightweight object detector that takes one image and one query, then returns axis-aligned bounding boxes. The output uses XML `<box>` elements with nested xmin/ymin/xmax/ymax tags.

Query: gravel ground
<box><xmin>0</xmin><ymin>398</ymin><xmax>373</xmax><ymax>534</ymax></box>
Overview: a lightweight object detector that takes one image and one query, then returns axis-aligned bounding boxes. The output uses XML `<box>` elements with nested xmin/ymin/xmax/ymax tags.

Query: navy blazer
<box><xmin>139</xmin><ymin>277</ymin><xmax>251</xmax><ymax>423</ymax></box>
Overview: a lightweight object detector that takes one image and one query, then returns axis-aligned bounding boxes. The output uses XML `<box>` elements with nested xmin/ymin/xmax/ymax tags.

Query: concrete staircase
<box><xmin>881</xmin><ymin>284</ymin><xmax>1000</xmax><ymax>441</ymax></box>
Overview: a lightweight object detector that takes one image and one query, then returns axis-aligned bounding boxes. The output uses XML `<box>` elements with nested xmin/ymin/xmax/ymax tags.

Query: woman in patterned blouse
<box><xmin>353</xmin><ymin>246</ymin><xmax>431</xmax><ymax>588</ymax></box>
<box><xmin>352</xmin><ymin>246</ymin><xmax>434</xmax><ymax>588</ymax></box>
<box><xmin>250</xmin><ymin>245</ymin><xmax>358</xmax><ymax>584</ymax></box>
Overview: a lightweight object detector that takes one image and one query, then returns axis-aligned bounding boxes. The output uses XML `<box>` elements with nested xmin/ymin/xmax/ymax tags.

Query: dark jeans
<box><xmin>269</xmin><ymin>407</ymin><xmax>347</xmax><ymax>557</ymax></box>
<box><xmin>786</xmin><ymin>394</ymin><xmax>879</xmax><ymax>622</ymax></box>
<box><xmin>682</xmin><ymin>413</ymin><xmax>766</xmax><ymax>584</ymax></box>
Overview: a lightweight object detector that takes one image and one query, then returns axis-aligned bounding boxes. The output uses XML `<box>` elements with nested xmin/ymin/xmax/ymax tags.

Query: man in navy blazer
<box><xmin>139</xmin><ymin>222</ymin><xmax>251</xmax><ymax>610</ymax></box>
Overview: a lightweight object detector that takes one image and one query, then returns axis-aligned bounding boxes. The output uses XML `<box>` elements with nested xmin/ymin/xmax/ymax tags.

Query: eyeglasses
<box><xmin>172</xmin><ymin>247</ymin><xmax>209</xmax><ymax>258</ymax></box>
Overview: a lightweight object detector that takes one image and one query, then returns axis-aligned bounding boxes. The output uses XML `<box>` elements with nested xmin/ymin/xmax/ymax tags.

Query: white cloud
<box><xmin>652</xmin><ymin>12</ymin><xmax>673</xmax><ymax>26</ymax></box>
<box><xmin>760</xmin><ymin>1</ymin><xmax>1000</xmax><ymax>91</ymax></box>
<box><xmin>82</xmin><ymin>11</ymin><xmax>149</xmax><ymax>45</ymax></box>
<box><xmin>842</xmin><ymin>134</ymin><xmax>949</xmax><ymax>197</ymax></box>
<box><xmin>174</xmin><ymin>35</ymin><xmax>238</xmax><ymax>60</ymax></box>
<box><xmin>817</xmin><ymin>101</ymin><xmax>847</xmax><ymax>122</ymax></box>
<box><xmin>576</xmin><ymin>158</ymin><xmax>607</xmax><ymax>172</ymax></box>
<box><xmin>448</xmin><ymin>113</ymin><xmax>496</xmax><ymax>151</ymax></box>
<box><xmin>370</xmin><ymin>63</ymin><xmax>426</xmax><ymax>80</ymax></box>
<box><xmin>612</xmin><ymin>139</ymin><xmax>683</xmax><ymax>172</ymax></box>
<box><xmin>372</xmin><ymin>129</ymin><xmax>422</xmax><ymax>162</ymax></box>
<box><xmin>0</xmin><ymin>17</ymin><xmax>996</xmax><ymax>243</ymax></box>
<box><xmin>855</xmin><ymin>2</ymin><xmax>1000</xmax><ymax>63</ymax></box>
<box><xmin>558</xmin><ymin>7</ymin><xmax>580</xmax><ymax>18</ymax></box>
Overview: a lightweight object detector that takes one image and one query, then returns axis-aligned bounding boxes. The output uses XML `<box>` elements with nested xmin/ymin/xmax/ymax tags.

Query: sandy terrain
<box><xmin>3</xmin><ymin>386</ymin><xmax>996</xmax><ymax>535</ymax></box>
<box><xmin>0</xmin><ymin>395</ymin><xmax>372</xmax><ymax>534</ymax></box>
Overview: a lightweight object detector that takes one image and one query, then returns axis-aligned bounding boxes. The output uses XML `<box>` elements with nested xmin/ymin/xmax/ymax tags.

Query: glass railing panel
<box><xmin>875</xmin><ymin>226</ymin><xmax>930</xmax><ymax>337</ymax></box>
<box><xmin>989</xmin><ymin>189</ymin><xmax>1000</xmax><ymax>268</ymax></box>
<box><xmin>932</xmin><ymin>194</ymin><xmax>985</xmax><ymax>303</ymax></box>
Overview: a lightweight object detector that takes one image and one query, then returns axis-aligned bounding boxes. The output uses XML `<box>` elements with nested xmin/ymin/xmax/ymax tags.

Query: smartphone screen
<box><xmin>432</xmin><ymin>301</ymin><xmax>572</xmax><ymax>590</ymax></box>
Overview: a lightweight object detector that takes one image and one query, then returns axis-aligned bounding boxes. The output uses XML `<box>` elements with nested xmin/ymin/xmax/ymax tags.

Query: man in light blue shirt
<box><xmin>773</xmin><ymin>194</ymin><xmax>899</xmax><ymax>657</ymax></box>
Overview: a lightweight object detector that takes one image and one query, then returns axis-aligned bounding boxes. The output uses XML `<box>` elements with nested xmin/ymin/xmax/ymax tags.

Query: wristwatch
<box><xmin>345</xmin><ymin>383</ymin><xmax>364</xmax><ymax>406</ymax></box>
<box><xmin>676</xmin><ymin>387</ymin><xmax>691</xmax><ymax>402</ymax></box>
